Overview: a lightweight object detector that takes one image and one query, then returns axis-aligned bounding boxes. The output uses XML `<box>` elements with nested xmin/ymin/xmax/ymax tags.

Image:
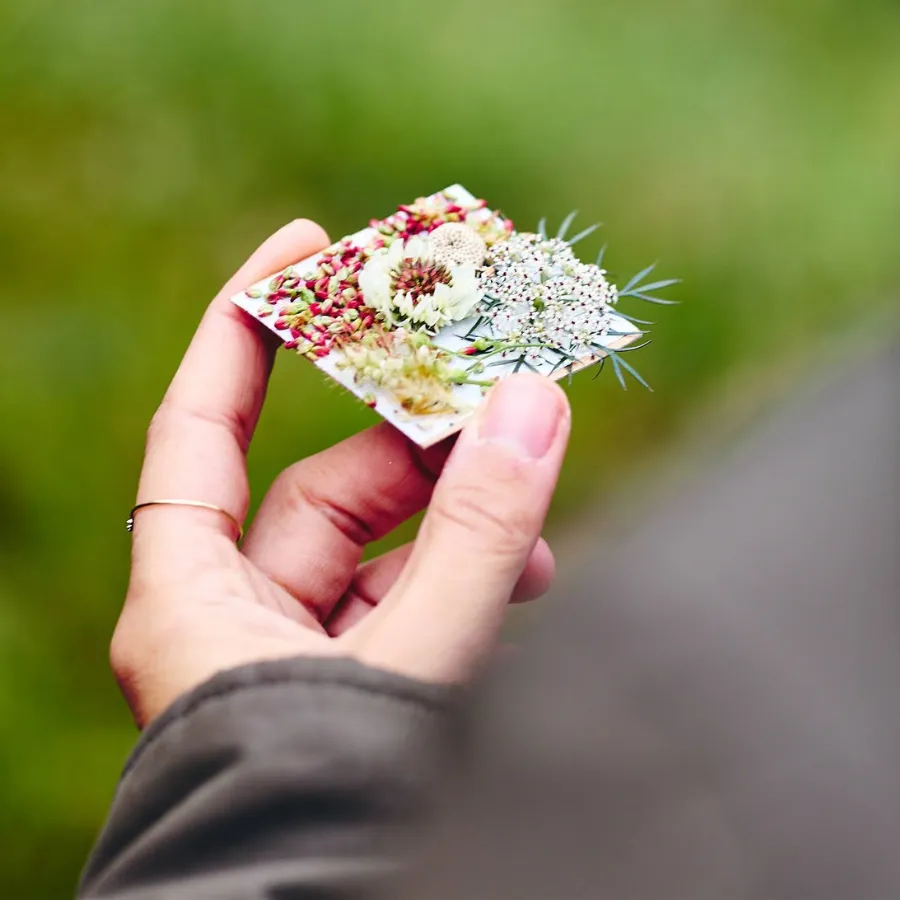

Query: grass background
<box><xmin>1</xmin><ymin>0</ymin><xmax>898</xmax><ymax>894</ymax></box>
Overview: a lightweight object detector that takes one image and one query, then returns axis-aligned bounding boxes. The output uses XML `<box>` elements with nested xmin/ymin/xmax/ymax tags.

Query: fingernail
<box><xmin>479</xmin><ymin>375</ymin><xmax>564</xmax><ymax>459</ymax></box>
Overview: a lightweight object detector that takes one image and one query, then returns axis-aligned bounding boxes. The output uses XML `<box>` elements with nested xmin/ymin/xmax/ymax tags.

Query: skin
<box><xmin>111</xmin><ymin>219</ymin><xmax>571</xmax><ymax>728</ymax></box>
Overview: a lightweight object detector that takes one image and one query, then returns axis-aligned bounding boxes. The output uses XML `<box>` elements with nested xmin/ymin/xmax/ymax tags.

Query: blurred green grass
<box><xmin>1</xmin><ymin>0</ymin><xmax>898</xmax><ymax>894</ymax></box>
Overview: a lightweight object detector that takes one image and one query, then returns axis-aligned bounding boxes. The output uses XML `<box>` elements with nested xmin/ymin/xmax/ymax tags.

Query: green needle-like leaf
<box><xmin>567</xmin><ymin>222</ymin><xmax>601</xmax><ymax>246</ymax></box>
<box><xmin>629</xmin><ymin>278</ymin><xmax>681</xmax><ymax>293</ymax></box>
<box><xmin>619</xmin><ymin>262</ymin><xmax>658</xmax><ymax>295</ymax></box>
<box><xmin>613</xmin><ymin>310</ymin><xmax>656</xmax><ymax>326</ymax></box>
<box><xmin>591</xmin><ymin>356</ymin><xmax>607</xmax><ymax>381</ymax></box>
<box><xmin>626</xmin><ymin>292</ymin><xmax>680</xmax><ymax>305</ymax></box>
<box><xmin>556</xmin><ymin>210</ymin><xmax>579</xmax><ymax>240</ymax></box>
<box><xmin>609</xmin><ymin>353</ymin><xmax>628</xmax><ymax>390</ymax></box>
<box><xmin>604</xmin><ymin>346</ymin><xmax>653</xmax><ymax>390</ymax></box>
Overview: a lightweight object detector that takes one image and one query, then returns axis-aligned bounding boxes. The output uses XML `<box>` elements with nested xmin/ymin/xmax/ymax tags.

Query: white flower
<box><xmin>479</xmin><ymin>232</ymin><xmax>618</xmax><ymax>357</ymax></box>
<box><xmin>429</xmin><ymin>223</ymin><xmax>488</xmax><ymax>268</ymax></box>
<box><xmin>359</xmin><ymin>234</ymin><xmax>482</xmax><ymax>332</ymax></box>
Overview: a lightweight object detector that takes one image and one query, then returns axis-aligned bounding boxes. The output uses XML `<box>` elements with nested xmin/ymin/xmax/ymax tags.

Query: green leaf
<box><xmin>567</xmin><ymin>223</ymin><xmax>601</xmax><ymax>246</ymax></box>
<box><xmin>625</xmin><ymin>291</ymin><xmax>680</xmax><ymax>306</ymax></box>
<box><xmin>605</xmin><ymin>346</ymin><xmax>653</xmax><ymax>390</ymax></box>
<box><xmin>596</xmin><ymin>244</ymin><xmax>608</xmax><ymax>267</ymax></box>
<box><xmin>556</xmin><ymin>210</ymin><xmax>579</xmax><ymax>240</ymax></box>
<box><xmin>619</xmin><ymin>262</ymin><xmax>657</xmax><ymax>295</ymax></box>
<box><xmin>629</xmin><ymin>278</ymin><xmax>681</xmax><ymax>293</ymax></box>
<box><xmin>609</xmin><ymin>353</ymin><xmax>628</xmax><ymax>390</ymax></box>
<box><xmin>461</xmin><ymin>315</ymin><xmax>488</xmax><ymax>338</ymax></box>
<box><xmin>537</xmin><ymin>217</ymin><xmax>548</xmax><ymax>239</ymax></box>
<box><xmin>612</xmin><ymin>309</ymin><xmax>656</xmax><ymax>325</ymax></box>
<box><xmin>607</xmin><ymin>339</ymin><xmax>653</xmax><ymax>353</ymax></box>
<box><xmin>591</xmin><ymin>356</ymin><xmax>607</xmax><ymax>381</ymax></box>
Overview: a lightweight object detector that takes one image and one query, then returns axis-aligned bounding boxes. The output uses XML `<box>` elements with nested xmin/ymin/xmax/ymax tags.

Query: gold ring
<box><xmin>126</xmin><ymin>499</ymin><xmax>244</xmax><ymax>542</ymax></box>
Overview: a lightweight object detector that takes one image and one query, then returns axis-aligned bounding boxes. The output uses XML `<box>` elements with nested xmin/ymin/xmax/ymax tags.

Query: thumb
<box><xmin>356</xmin><ymin>373</ymin><xmax>570</xmax><ymax>681</ymax></box>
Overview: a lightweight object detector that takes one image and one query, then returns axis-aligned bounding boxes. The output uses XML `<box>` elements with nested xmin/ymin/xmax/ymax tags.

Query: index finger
<box><xmin>132</xmin><ymin>219</ymin><xmax>330</xmax><ymax>548</ymax></box>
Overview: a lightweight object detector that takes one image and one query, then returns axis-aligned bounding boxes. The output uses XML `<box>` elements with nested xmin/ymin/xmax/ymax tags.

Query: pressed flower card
<box><xmin>232</xmin><ymin>185</ymin><xmax>677</xmax><ymax>447</ymax></box>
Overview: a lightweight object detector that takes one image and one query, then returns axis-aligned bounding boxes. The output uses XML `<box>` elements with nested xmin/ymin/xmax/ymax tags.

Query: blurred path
<box><xmin>436</xmin><ymin>338</ymin><xmax>900</xmax><ymax>899</ymax></box>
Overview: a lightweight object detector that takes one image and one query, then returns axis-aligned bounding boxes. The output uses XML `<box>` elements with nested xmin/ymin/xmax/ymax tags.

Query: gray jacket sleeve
<box><xmin>79</xmin><ymin>657</ymin><xmax>456</xmax><ymax>900</ymax></box>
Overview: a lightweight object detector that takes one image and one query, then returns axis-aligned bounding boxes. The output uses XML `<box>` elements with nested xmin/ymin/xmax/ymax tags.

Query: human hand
<box><xmin>111</xmin><ymin>221</ymin><xmax>571</xmax><ymax>727</ymax></box>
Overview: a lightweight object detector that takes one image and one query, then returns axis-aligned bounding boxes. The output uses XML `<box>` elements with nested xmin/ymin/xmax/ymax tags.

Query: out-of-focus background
<box><xmin>0</xmin><ymin>0</ymin><xmax>898</xmax><ymax>894</ymax></box>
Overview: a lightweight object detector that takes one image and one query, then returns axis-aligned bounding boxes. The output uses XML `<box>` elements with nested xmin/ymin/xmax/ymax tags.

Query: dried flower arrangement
<box><xmin>232</xmin><ymin>185</ymin><xmax>677</xmax><ymax>447</ymax></box>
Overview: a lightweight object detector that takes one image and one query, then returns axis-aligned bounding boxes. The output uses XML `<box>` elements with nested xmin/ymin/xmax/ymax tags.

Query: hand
<box><xmin>111</xmin><ymin>221</ymin><xmax>571</xmax><ymax>727</ymax></box>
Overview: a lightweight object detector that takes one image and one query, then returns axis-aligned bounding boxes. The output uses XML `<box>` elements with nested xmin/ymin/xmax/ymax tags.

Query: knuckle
<box><xmin>109</xmin><ymin>612</ymin><xmax>142</xmax><ymax>697</ymax></box>
<box><xmin>430</xmin><ymin>475</ymin><xmax>535</xmax><ymax>556</ymax></box>
<box><xmin>145</xmin><ymin>402</ymin><xmax>175</xmax><ymax>448</ymax></box>
<box><xmin>273</xmin><ymin>463</ymin><xmax>374</xmax><ymax>546</ymax></box>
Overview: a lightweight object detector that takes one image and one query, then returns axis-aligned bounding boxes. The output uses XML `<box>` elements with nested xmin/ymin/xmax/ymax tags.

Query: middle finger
<box><xmin>242</xmin><ymin>423</ymin><xmax>452</xmax><ymax>620</ymax></box>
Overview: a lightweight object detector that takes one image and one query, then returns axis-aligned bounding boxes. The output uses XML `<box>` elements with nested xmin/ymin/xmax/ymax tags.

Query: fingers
<box><xmin>241</xmin><ymin>423</ymin><xmax>453</xmax><ymax>619</ymax></box>
<box><xmin>349</xmin><ymin>373</ymin><xmax>571</xmax><ymax>681</ymax></box>
<box><xmin>325</xmin><ymin>536</ymin><xmax>556</xmax><ymax>636</ymax></box>
<box><xmin>132</xmin><ymin>220</ymin><xmax>330</xmax><ymax>555</ymax></box>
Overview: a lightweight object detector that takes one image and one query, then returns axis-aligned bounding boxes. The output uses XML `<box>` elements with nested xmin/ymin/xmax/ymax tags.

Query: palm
<box><xmin>114</xmin><ymin>221</ymin><xmax>562</xmax><ymax>727</ymax></box>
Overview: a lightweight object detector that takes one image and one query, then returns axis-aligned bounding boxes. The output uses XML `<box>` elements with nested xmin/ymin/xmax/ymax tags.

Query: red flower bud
<box><xmin>273</xmin><ymin>318</ymin><xmax>289</xmax><ymax>330</ymax></box>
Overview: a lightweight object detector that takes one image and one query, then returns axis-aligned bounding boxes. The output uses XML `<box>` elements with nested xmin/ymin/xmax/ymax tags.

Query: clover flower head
<box><xmin>429</xmin><ymin>222</ymin><xmax>488</xmax><ymax>268</ymax></box>
<box><xmin>358</xmin><ymin>234</ymin><xmax>482</xmax><ymax>332</ymax></box>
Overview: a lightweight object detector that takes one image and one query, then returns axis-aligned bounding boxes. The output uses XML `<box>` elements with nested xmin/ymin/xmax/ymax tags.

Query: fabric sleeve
<box><xmin>79</xmin><ymin>656</ymin><xmax>457</xmax><ymax>900</ymax></box>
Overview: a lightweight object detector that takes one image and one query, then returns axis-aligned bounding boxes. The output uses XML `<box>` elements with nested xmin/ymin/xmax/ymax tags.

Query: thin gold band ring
<box><xmin>126</xmin><ymin>499</ymin><xmax>244</xmax><ymax>542</ymax></box>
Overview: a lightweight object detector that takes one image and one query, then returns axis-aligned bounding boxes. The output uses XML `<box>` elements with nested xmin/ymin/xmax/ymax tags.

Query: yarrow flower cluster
<box><xmin>336</xmin><ymin>329</ymin><xmax>482</xmax><ymax>416</ymax></box>
<box><xmin>478</xmin><ymin>233</ymin><xmax>619</xmax><ymax>361</ymax></box>
<box><xmin>239</xmin><ymin>186</ymin><xmax>676</xmax><ymax>423</ymax></box>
